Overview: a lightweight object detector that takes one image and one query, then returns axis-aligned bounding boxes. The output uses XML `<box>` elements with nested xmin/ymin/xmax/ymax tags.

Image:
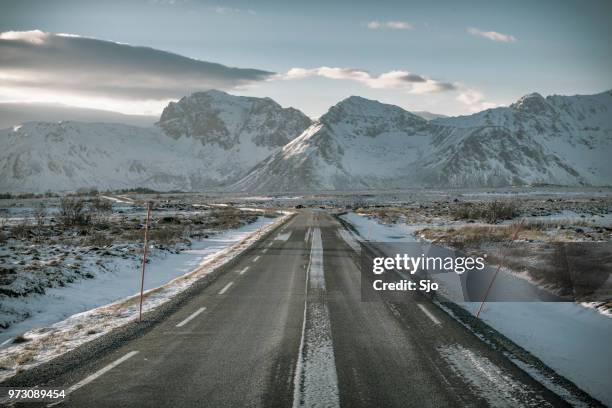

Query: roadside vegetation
<box><xmin>0</xmin><ymin>193</ymin><xmax>267</xmax><ymax>325</ymax></box>
<box><xmin>353</xmin><ymin>195</ymin><xmax>611</xmax><ymax>311</ymax></box>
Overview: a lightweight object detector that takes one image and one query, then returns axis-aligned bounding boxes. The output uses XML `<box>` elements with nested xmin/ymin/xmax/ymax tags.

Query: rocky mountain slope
<box><xmin>232</xmin><ymin>91</ymin><xmax>612</xmax><ymax>191</ymax></box>
<box><xmin>231</xmin><ymin>96</ymin><xmax>433</xmax><ymax>191</ymax></box>
<box><xmin>0</xmin><ymin>91</ymin><xmax>311</xmax><ymax>193</ymax></box>
<box><xmin>418</xmin><ymin>91</ymin><xmax>612</xmax><ymax>187</ymax></box>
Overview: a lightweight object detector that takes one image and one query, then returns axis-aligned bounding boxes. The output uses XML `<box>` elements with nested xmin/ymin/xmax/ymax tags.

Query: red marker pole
<box><xmin>139</xmin><ymin>202</ymin><xmax>152</xmax><ymax>323</ymax></box>
<box><xmin>476</xmin><ymin>219</ymin><xmax>524</xmax><ymax>319</ymax></box>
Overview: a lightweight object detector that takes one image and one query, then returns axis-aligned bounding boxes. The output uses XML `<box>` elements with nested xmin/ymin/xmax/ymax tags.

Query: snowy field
<box><xmin>0</xmin><ymin>209</ymin><xmax>291</xmax><ymax>382</ymax></box>
<box><xmin>340</xmin><ymin>211</ymin><xmax>612</xmax><ymax>406</ymax></box>
<box><xmin>0</xmin><ymin>216</ymin><xmax>275</xmax><ymax>346</ymax></box>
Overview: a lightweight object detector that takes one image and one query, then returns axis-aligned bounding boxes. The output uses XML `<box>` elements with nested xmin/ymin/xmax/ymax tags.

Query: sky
<box><xmin>1</xmin><ymin>0</ymin><xmax>611</xmax><ymax>118</ymax></box>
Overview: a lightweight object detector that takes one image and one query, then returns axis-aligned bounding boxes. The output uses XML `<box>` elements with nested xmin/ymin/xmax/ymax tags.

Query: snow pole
<box><xmin>139</xmin><ymin>201</ymin><xmax>152</xmax><ymax>323</ymax></box>
<box><xmin>476</xmin><ymin>219</ymin><xmax>524</xmax><ymax>318</ymax></box>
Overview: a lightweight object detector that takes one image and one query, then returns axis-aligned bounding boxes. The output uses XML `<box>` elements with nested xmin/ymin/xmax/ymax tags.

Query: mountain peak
<box><xmin>321</xmin><ymin>95</ymin><xmax>426</xmax><ymax>128</ymax></box>
<box><xmin>333</xmin><ymin>95</ymin><xmax>388</xmax><ymax>110</ymax></box>
<box><xmin>157</xmin><ymin>91</ymin><xmax>311</xmax><ymax>149</ymax></box>
<box><xmin>511</xmin><ymin>92</ymin><xmax>550</xmax><ymax>114</ymax></box>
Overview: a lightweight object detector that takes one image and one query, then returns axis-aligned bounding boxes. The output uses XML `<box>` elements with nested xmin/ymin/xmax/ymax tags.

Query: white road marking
<box><xmin>417</xmin><ymin>303</ymin><xmax>441</xmax><ymax>325</ymax></box>
<box><xmin>176</xmin><ymin>307</ymin><xmax>206</xmax><ymax>328</ymax></box>
<box><xmin>239</xmin><ymin>266</ymin><xmax>249</xmax><ymax>275</ymax></box>
<box><xmin>218</xmin><ymin>282</ymin><xmax>234</xmax><ymax>295</ymax></box>
<box><xmin>262</xmin><ymin>248</ymin><xmax>268</xmax><ymax>254</ymax></box>
<box><xmin>0</xmin><ymin>338</ymin><xmax>12</xmax><ymax>347</ymax></box>
<box><xmin>52</xmin><ymin>351</ymin><xmax>139</xmax><ymax>403</ymax></box>
<box><xmin>253</xmin><ymin>255</ymin><xmax>261</xmax><ymax>262</ymax></box>
<box><xmin>275</xmin><ymin>232</ymin><xmax>292</xmax><ymax>241</ymax></box>
<box><xmin>293</xmin><ymin>227</ymin><xmax>340</xmax><ymax>408</ymax></box>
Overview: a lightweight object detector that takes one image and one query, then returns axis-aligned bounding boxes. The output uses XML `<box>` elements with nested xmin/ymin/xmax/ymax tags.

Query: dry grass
<box><xmin>417</xmin><ymin>224</ymin><xmax>527</xmax><ymax>248</ymax></box>
<box><xmin>450</xmin><ymin>201</ymin><xmax>519</xmax><ymax>223</ymax></box>
<box><xmin>14</xmin><ymin>350</ymin><xmax>35</xmax><ymax>366</ymax></box>
<box><xmin>149</xmin><ymin>225</ymin><xmax>187</xmax><ymax>245</ymax></box>
<box><xmin>85</xmin><ymin>232</ymin><xmax>114</xmax><ymax>247</ymax></box>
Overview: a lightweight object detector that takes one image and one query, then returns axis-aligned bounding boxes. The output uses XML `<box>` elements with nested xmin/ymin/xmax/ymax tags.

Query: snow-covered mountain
<box><xmin>0</xmin><ymin>122</ymin><xmax>198</xmax><ymax>192</ymax></box>
<box><xmin>231</xmin><ymin>96</ymin><xmax>432</xmax><ymax>191</ymax></box>
<box><xmin>0</xmin><ymin>91</ymin><xmax>311</xmax><ymax>193</ymax></box>
<box><xmin>411</xmin><ymin>111</ymin><xmax>448</xmax><ymax>121</ymax></box>
<box><xmin>420</xmin><ymin>91</ymin><xmax>612</xmax><ymax>187</ymax></box>
<box><xmin>1</xmin><ymin>89</ymin><xmax>610</xmax><ymax>193</ymax></box>
<box><xmin>232</xmin><ymin>91</ymin><xmax>612</xmax><ymax>191</ymax></box>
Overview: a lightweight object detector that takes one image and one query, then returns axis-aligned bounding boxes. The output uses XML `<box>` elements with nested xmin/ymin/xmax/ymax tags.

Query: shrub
<box><xmin>89</xmin><ymin>197</ymin><xmax>113</xmax><ymax>213</ymax></box>
<box><xmin>149</xmin><ymin>225</ymin><xmax>186</xmax><ymax>245</ymax></box>
<box><xmin>58</xmin><ymin>197</ymin><xmax>91</xmax><ymax>226</ymax></box>
<box><xmin>12</xmin><ymin>222</ymin><xmax>32</xmax><ymax>240</ymax></box>
<box><xmin>33</xmin><ymin>202</ymin><xmax>47</xmax><ymax>227</ymax></box>
<box><xmin>12</xmin><ymin>335</ymin><xmax>30</xmax><ymax>344</ymax></box>
<box><xmin>484</xmin><ymin>201</ymin><xmax>518</xmax><ymax>223</ymax></box>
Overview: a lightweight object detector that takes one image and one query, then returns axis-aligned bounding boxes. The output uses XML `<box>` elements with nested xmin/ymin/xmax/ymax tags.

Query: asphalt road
<box><xmin>34</xmin><ymin>210</ymin><xmax>569</xmax><ymax>407</ymax></box>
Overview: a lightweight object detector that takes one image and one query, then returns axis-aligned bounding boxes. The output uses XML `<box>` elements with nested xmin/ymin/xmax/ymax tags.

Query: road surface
<box><xmin>33</xmin><ymin>211</ymin><xmax>568</xmax><ymax>407</ymax></box>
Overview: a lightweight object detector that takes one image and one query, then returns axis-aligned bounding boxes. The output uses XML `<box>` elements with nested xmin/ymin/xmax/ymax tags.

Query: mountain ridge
<box><xmin>232</xmin><ymin>90</ymin><xmax>612</xmax><ymax>192</ymax></box>
<box><xmin>1</xmin><ymin>90</ymin><xmax>610</xmax><ymax>193</ymax></box>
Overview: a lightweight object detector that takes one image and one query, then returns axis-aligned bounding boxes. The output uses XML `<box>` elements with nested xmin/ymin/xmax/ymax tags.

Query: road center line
<box><xmin>293</xmin><ymin>227</ymin><xmax>340</xmax><ymax>408</ymax></box>
<box><xmin>239</xmin><ymin>266</ymin><xmax>249</xmax><ymax>275</ymax></box>
<box><xmin>218</xmin><ymin>282</ymin><xmax>234</xmax><ymax>295</ymax></box>
<box><xmin>417</xmin><ymin>303</ymin><xmax>442</xmax><ymax>325</ymax></box>
<box><xmin>50</xmin><ymin>350</ymin><xmax>139</xmax><ymax>405</ymax></box>
<box><xmin>176</xmin><ymin>307</ymin><xmax>206</xmax><ymax>328</ymax></box>
<box><xmin>253</xmin><ymin>255</ymin><xmax>260</xmax><ymax>262</ymax></box>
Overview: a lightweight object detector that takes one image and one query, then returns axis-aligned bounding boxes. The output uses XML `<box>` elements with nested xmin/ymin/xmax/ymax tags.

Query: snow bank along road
<box><xmin>2</xmin><ymin>211</ymin><xmax>573</xmax><ymax>407</ymax></box>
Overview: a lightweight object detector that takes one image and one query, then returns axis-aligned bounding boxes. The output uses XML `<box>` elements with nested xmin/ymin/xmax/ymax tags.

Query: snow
<box><xmin>0</xmin><ymin>212</ymin><xmax>292</xmax><ymax>382</ymax></box>
<box><xmin>439</xmin><ymin>344</ymin><xmax>550</xmax><ymax>407</ymax></box>
<box><xmin>100</xmin><ymin>195</ymin><xmax>134</xmax><ymax>204</ymax></box>
<box><xmin>234</xmin><ymin>91</ymin><xmax>612</xmax><ymax>192</ymax></box>
<box><xmin>462</xmin><ymin>302</ymin><xmax>612</xmax><ymax>406</ymax></box>
<box><xmin>460</xmin><ymin>190</ymin><xmax>612</xmax><ymax>198</ymax></box>
<box><xmin>340</xmin><ymin>211</ymin><xmax>612</xmax><ymax>406</ymax></box>
<box><xmin>340</xmin><ymin>212</ymin><xmax>421</xmax><ymax>243</ymax></box>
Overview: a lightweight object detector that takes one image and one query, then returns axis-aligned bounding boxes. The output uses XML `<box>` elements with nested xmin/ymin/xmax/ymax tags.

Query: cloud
<box><xmin>0</xmin><ymin>30</ymin><xmax>48</xmax><ymax>44</ymax></box>
<box><xmin>367</xmin><ymin>20</ymin><xmax>413</xmax><ymax>30</ymax></box>
<box><xmin>466</xmin><ymin>27</ymin><xmax>517</xmax><ymax>43</ymax></box>
<box><xmin>275</xmin><ymin>67</ymin><xmax>455</xmax><ymax>94</ymax></box>
<box><xmin>0</xmin><ymin>30</ymin><xmax>272</xmax><ymax>103</ymax></box>
<box><xmin>456</xmin><ymin>89</ymin><xmax>500</xmax><ymax>112</ymax></box>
